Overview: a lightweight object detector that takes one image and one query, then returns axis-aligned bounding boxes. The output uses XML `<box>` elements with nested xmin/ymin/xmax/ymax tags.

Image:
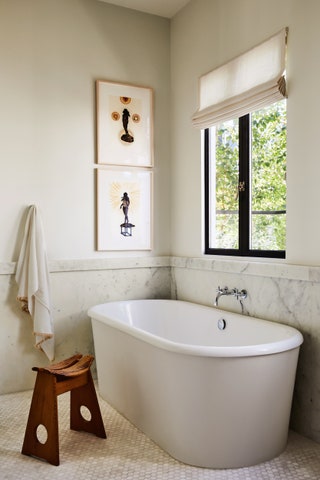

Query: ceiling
<box><xmin>97</xmin><ymin>0</ymin><xmax>191</xmax><ymax>18</ymax></box>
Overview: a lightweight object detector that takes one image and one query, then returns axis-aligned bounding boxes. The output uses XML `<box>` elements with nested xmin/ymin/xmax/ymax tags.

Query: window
<box><xmin>204</xmin><ymin>99</ymin><xmax>286</xmax><ymax>258</ymax></box>
<box><xmin>192</xmin><ymin>29</ymin><xmax>288</xmax><ymax>259</ymax></box>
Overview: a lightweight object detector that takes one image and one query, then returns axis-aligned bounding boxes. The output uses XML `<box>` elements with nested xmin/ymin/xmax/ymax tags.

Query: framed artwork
<box><xmin>96</xmin><ymin>80</ymin><xmax>153</xmax><ymax>167</ymax></box>
<box><xmin>96</xmin><ymin>167</ymin><xmax>153</xmax><ymax>251</ymax></box>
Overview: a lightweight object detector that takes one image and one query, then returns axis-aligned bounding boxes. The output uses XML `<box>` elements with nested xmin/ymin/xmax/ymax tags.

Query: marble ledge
<box><xmin>1</xmin><ymin>255</ymin><xmax>320</xmax><ymax>283</ymax></box>
<box><xmin>170</xmin><ymin>256</ymin><xmax>320</xmax><ymax>283</ymax></box>
<box><xmin>49</xmin><ymin>256</ymin><xmax>171</xmax><ymax>273</ymax></box>
<box><xmin>0</xmin><ymin>257</ymin><xmax>171</xmax><ymax>275</ymax></box>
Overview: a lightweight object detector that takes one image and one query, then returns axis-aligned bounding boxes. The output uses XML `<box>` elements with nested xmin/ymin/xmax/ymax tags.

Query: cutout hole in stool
<box><xmin>36</xmin><ymin>424</ymin><xmax>48</xmax><ymax>445</ymax></box>
<box><xmin>80</xmin><ymin>405</ymin><xmax>92</xmax><ymax>422</ymax></box>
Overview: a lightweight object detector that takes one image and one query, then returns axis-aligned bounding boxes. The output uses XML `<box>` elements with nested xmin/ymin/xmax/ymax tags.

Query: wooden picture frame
<box><xmin>96</xmin><ymin>80</ymin><xmax>153</xmax><ymax>167</ymax></box>
<box><xmin>96</xmin><ymin>167</ymin><xmax>153</xmax><ymax>251</ymax></box>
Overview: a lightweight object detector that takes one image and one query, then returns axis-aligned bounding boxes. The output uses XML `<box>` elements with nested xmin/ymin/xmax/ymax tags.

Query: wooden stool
<box><xmin>21</xmin><ymin>354</ymin><xmax>106</xmax><ymax>466</ymax></box>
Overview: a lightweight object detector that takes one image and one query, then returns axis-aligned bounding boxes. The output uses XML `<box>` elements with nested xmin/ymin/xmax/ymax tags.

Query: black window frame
<box><xmin>204</xmin><ymin>113</ymin><xmax>286</xmax><ymax>259</ymax></box>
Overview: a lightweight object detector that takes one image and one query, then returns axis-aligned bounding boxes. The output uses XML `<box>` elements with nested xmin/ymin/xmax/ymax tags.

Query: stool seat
<box><xmin>34</xmin><ymin>353</ymin><xmax>92</xmax><ymax>376</ymax></box>
<box><xmin>22</xmin><ymin>354</ymin><xmax>106</xmax><ymax>466</ymax></box>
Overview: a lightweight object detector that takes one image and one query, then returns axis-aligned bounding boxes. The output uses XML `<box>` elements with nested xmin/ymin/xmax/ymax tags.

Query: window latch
<box><xmin>238</xmin><ymin>181</ymin><xmax>246</xmax><ymax>192</ymax></box>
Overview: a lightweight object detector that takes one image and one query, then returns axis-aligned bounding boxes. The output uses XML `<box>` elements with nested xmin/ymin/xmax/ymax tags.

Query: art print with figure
<box><xmin>96</xmin><ymin>168</ymin><xmax>152</xmax><ymax>251</ymax></box>
<box><xmin>96</xmin><ymin>80</ymin><xmax>153</xmax><ymax>166</ymax></box>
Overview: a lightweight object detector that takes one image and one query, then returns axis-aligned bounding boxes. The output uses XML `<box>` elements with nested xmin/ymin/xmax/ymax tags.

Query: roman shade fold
<box><xmin>192</xmin><ymin>28</ymin><xmax>288</xmax><ymax>129</ymax></box>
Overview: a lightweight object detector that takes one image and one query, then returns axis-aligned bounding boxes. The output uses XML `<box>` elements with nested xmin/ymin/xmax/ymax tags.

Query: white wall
<box><xmin>0</xmin><ymin>0</ymin><xmax>171</xmax><ymax>261</ymax></box>
<box><xmin>0</xmin><ymin>0</ymin><xmax>171</xmax><ymax>393</ymax></box>
<box><xmin>286</xmin><ymin>0</ymin><xmax>320</xmax><ymax>265</ymax></box>
<box><xmin>170</xmin><ymin>0</ymin><xmax>320</xmax><ymax>266</ymax></box>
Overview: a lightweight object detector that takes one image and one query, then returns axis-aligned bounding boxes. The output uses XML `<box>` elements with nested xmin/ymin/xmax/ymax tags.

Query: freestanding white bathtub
<box><xmin>88</xmin><ymin>299</ymin><xmax>303</xmax><ymax>469</ymax></box>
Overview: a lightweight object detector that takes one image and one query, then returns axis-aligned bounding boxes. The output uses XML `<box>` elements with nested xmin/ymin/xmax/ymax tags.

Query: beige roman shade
<box><xmin>192</xmin><ymin>28</ymin><xmax>288</xmax><ymax>129</ymax></box>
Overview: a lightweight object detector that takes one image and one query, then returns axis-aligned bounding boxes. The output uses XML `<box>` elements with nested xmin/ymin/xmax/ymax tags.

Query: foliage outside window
<box><xmin>205</xmin><ymin>99</ymin><xmax>286</xmax><ymax>258</ymax></box>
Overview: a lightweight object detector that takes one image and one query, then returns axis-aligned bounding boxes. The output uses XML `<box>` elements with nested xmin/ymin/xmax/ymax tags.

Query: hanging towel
<box><xmin>15</xmin><ymin>205</ymin><xmax>54</xmax><ymax>361</ymax></box>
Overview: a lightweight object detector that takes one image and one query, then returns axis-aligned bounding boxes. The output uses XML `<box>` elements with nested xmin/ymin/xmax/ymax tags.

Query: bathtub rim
<box><xmin>88</xmin><ymin>299</ymin><xmax>303</xmax><ymax>358</ymax></box>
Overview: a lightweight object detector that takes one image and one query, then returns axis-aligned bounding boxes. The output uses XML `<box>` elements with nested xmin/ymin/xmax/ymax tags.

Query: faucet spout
<box><xmin>214</xmin><ymin>286</ymin><xmax>248</xmax><ymax>311</ymax></box>
<box><xmin>214</xmin><ymin>286</ymin><xmax>231</xmax><ymax>307</ymax></box>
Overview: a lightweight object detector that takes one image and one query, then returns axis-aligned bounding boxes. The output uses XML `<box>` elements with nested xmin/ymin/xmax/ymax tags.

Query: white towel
<box><xmin>15</xmin><ymin>205</ymin><xmax>54</xmax><ymax>361</ymax></box>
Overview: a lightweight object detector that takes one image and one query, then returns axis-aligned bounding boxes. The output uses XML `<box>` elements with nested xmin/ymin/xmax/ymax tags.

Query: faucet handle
<box><xmin>232</xmin><ymin>288</ymin><xmax>247</xmax><ymax>300</ymax></box>
<box><xmin>217</xmin><ymin>286</ymin><xmax>229</xmax><ymax>293</ymax></box>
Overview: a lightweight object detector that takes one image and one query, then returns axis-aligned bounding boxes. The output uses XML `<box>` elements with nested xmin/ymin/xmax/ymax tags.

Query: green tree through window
<box><xmin>205</xmin><ymin>100</ymin><xmax>286</xmax><ymax>258</ymax></box>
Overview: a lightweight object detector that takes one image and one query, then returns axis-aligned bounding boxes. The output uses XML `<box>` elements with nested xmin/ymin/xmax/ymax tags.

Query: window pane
<box><xmin>211</xmin><ymin>119</ymin><xmax>239</xmax><ymax>249</ymax></box>
<box><xmin>251</xmin><ymin>100</ymin><xmax>286</xmax><ymax>250</ymax></box>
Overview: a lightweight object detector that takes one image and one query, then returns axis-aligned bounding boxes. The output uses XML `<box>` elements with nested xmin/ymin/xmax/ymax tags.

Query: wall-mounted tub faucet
<box><xmin>214</xmin><ymin>286</ymin><xmax>247</xmax><ymax>313</ymax></box>
<box><xmin>214</xmin><ymin>286</ymin><xmax>233</xmax><ymax>307</ymax></box>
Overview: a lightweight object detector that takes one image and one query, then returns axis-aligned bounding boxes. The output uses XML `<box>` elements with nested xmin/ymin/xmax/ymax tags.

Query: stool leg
<box><xmin>70</xmin><ymin>371</ymin><xmax>106</xmax><ymax>439</ymax></box>
<box><xmin>21</xmin><ymin>372</ymin><xmax>60</xmax><ymax>466</ymax></box>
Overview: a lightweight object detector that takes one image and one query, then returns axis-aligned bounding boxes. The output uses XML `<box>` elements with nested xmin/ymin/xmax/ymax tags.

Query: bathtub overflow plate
<box><xmin>218</xmin><ymin>318</ymin><xmax>227</xmax><ymax>330</ymax></box>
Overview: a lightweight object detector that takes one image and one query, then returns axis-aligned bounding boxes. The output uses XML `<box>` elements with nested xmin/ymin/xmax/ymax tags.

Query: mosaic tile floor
<box><xmin>1</xmin><ymin>386</ymin><xmax>320</xmax><ymax>479</ymax></box>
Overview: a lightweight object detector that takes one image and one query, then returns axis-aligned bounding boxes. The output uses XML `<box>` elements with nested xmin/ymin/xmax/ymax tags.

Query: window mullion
<box><xmin>238</xmin><ymin>115</ymin><xmax>250</xmax><ymax>254</ymax></box>
<box><xmin>204</xmin><ymin>128</ymin><xmax>210</xmax><ymax>252</ymax></box>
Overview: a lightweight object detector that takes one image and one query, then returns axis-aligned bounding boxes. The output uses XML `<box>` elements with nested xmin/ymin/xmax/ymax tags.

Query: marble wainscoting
<box><xmin>1</xmin><ymin>253</ymin><xmax>320</xmax><ymax>446</ymax></box>
<box><xmin>170</xmin><ymin>256</ymin><xmax>320</xmax><ymax>445</ymax></box>
<box><xmin>0</xmin><ymin>256</ymin><xmax>171</xmax><ymax>394</ymax></box>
